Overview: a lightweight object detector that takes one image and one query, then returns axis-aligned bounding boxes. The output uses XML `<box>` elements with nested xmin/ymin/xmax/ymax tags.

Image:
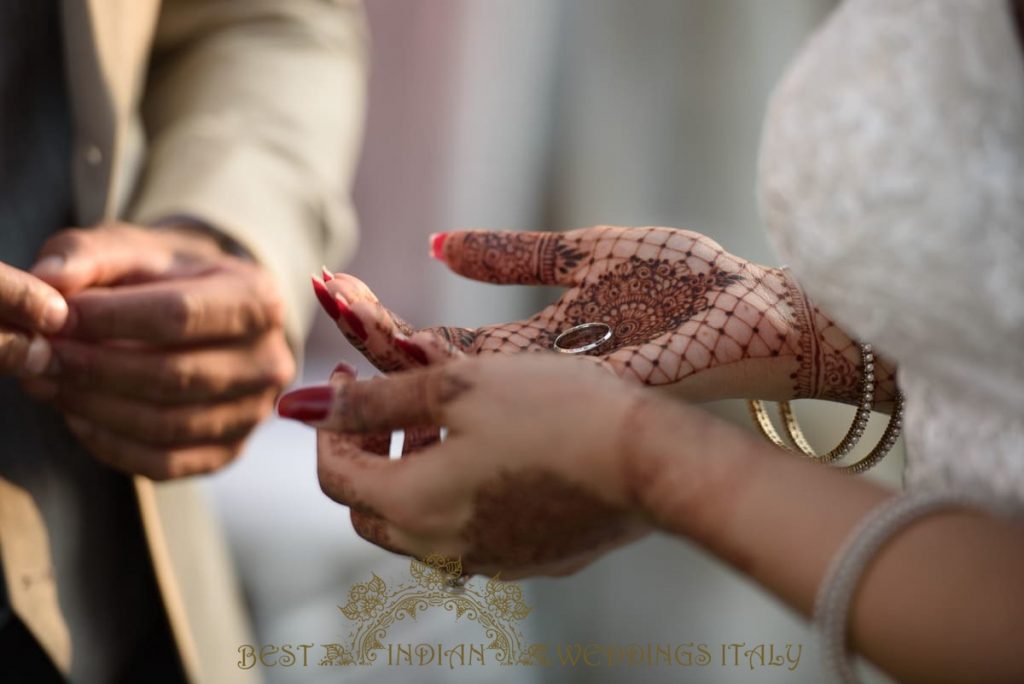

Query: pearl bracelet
<box><xmin>814</xmin><ymin>487</ymin><xmax>1024</xmax><ymax>683</ymax></box>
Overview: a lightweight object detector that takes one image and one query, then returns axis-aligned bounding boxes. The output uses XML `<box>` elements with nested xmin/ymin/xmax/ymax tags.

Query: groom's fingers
<box><xmin>430</xmin><ymin>230</ymin><xmax>588</xmax><ymax>287</ymax></box>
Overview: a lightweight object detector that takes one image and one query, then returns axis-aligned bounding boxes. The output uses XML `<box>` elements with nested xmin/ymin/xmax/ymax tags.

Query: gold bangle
<box><xmin>750</xmin><ymin>393</ymin><xmax>905</xmax><ymax>474</ymax></box>
<box><xmin>747</xmin><ymin>344</ymin><xmax>904</xmax><ymax>474</ymax></box>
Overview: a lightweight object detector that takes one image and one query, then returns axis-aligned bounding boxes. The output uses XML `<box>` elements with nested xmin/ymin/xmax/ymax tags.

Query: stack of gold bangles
<box><xmin>747</xmin><ymin>343</ymin><xmax>904</xmax><ymax>474</ymax></box>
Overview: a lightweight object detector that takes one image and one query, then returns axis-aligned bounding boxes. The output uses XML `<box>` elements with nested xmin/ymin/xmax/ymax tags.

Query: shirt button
<box><xmin>83</xmin><ymin>144</ymin><xmax>103</xmax><ymax>166</ymax></box>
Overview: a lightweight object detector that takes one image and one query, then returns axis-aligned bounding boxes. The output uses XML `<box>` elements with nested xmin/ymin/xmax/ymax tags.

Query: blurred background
<box><xmin>205</xmin><ymin>1</ymin><xmax>902</xmax><ymax>682</ymax></box>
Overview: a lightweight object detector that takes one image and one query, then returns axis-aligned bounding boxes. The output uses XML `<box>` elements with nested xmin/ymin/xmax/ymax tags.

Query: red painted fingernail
<box><xmin>429</xmin><ymin>232</ymin><xmax>448</xmax><ymax>262</ymax></box>
<box><xmin>332</xmin><ymin>361</ymin><xmax>357</xmax><ymax>378</ymax></box>
<box><xmin>394</xmin><ymin>336</ymin><xmax>428</xmax><ymax>365</ymax></box>
<box><xmin>312</xmin><ymin>276</ymin><xmax>341</xmax><ymax>319</ymax></box>
<box><xmin>335</xmin><ymin>294</ymin><xmax>368</xmax><ymax>341</ymax></box>
<box><xmin>277</xmin><ymin>385</ymin><xmax>333</xmax><ymax>422</ymax></box>
<box><xmin>321</xmin><ymin>265</ymin><xmax>334</xmax><ymax>282</ymax></box>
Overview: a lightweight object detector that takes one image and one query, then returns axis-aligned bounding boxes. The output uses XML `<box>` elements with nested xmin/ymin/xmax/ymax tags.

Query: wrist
<box><xmin>671</xmin><ymin>262</ymin><xmax>805</xmax><ymax>402</ymax></box>
<box><xmin>619</xmin><ymin>393</ymin><xmax>763</xmax><ymax>543</ymax></box>
<box><xmin>778</xmin><ymin>268</ymin><xmax>899</xmax><ymax>409</ymax></box>
<box><xmin>149</xmin><ymin>218</ymin><xmax>251</xmax><ymax>259</ymax></box>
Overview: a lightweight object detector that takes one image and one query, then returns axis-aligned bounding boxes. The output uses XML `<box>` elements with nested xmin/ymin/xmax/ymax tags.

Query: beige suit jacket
<box><xmin>1</xmin><ymin>1</ymin><xmax>366</xmax><ymax>682</ymax></box>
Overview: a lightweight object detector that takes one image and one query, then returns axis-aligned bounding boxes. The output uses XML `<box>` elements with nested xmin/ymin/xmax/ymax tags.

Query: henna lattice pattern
<box><xmin>322</xmin><ymin>226</ymin><xmax>897</xmax><ymax>408</ymax></box>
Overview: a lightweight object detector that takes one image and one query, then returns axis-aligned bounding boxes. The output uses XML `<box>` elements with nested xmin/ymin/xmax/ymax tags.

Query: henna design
<box><xmin>319</xmin><ymin>416</ymin><xmax>398</xmax><ymax>550</ymax></box>
<box><xmin>820</xmin><ymin>352</ymin><xmax>859</xmax><ymax>400</ymax></box>
<box><xmin>387</xmin><ymin>310</ymin><xmax>415</xmax><ymax>337</ymax></box>
<box><xmin>561</xmin><ymin>258</ymin><xmax>743</xmax><ymax>352</ymax></box>
<box><xmin>542</xmin><ymin>241</ymin><xmax>587</xmax><ymax>283</ymax></box>
<box><xmin>460</xmin><ymin>468</ymin><xmax>628</xmax><ymax>568</ymax></box>
<box><xmin>777</xmin><ymin>267</ymin><xmax>897</xmax><ymax>405</ymax></box>
<box><xmin>779</xmin><ymin>269</ymin><xmax>819</xmax><ymax>398</ymax></box>
<box><xmin>323</xmin><ymin>226</ymin><xmax>898</xmax><ymax>408</ymax></box>
<box><xmin>431</xmin><ymin>326</ymin><xmax>479</xmax><ymax>353</ymax></box>
<box><xmin>447</xmin><ymin>232</ymin><xmax>584</xmax><ymax>285</ymax></box>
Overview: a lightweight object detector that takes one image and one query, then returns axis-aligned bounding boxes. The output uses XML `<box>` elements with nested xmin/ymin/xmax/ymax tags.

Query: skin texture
<box><xmin>21</xmin><ymin>222</ymin><xmax>295</xmax><ymax>480</ymax></box>
<box><xmin>290</xmin><ymin>354</ymin><xmax>649</xmax><ymax>578</ymax></box>
<box><xmin>280</xmin><ymin>354</ymin><xmax>1024</xmax><ymax>684</ymax></box>
<box><xmin>315</xmin><ymin>227</ymin><xmax>897</xmax><ymax>410</ymax></box>
<box><xmin>0</xmin><ymin>261</ymin><xmax>68</xmax><ymax>376</ymax></box>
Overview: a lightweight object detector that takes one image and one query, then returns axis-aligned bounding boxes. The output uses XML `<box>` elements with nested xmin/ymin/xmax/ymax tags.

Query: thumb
<box><xmin>31</xmin><ymin>224</ymin><xmax>171</xmax><ymax>295</ymax></box>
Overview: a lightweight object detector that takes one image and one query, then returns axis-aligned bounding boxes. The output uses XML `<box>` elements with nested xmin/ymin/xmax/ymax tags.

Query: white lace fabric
<box><xmin>758</xmin><ymin>0</ymin><xmax>1024</xmax><ymax>497</ymax></box>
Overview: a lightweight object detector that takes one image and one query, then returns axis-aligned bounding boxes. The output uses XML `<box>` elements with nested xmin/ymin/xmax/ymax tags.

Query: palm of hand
<box><xmin>317</xmin><ymin>226</ymin><xmax>776</xmax><ymax>386</ymax></box>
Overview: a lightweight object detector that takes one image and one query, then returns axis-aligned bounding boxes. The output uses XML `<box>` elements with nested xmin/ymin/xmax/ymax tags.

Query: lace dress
<box><xmin>758</xmin><ymin>0</ymin><xmax>1024</xmax><ymax>499</ymax></box>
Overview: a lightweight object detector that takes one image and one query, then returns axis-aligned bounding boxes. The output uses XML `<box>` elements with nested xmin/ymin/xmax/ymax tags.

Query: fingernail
<box><xmin>23</xmin><ymin>335</ymin><xmax>52</xmax><ymax>376</ymax></box>
<box><xmin>321</xmin><ymin>266</ymin><xmax>334</xmax><ymax>282</ymax></box>
<box><xmin>312</xmin><ymin>275</ymin><xmax>341</xmax><ymax>319</ymax></box>
<box><xmin>335</xmin><ymin>294</ymin><xmax>368</xmax><ymax>341</ymax></box>
<box><xmin>41</xmin><ymin>298</ymin><xmax>69</xmax><ymax>334</ymax></box>
<box><xmin>277</xmin><ymin>385</ymin><xmax>334</xmax><ymax>422</ymax></box>
<box><xmin>332</xmin><ymin>361</ymin><xmax>357</xmax><ymax>378</ymax></box>
<box><xmin>394</xmin><ymin>336</ymin><xmax>428</xmax><ymax>365</ymax></box>
<box><xmin>429</xmin><ymin>232</ymin><xmax>448</xmax><ymax>262</ymax></box>
<box><xmin>31</xmin><ymin>255</ymin><xmax>65</xmax><ymax>280</ymax></box>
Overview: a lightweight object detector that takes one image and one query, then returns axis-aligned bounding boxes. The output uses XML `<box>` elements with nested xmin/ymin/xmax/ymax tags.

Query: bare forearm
<box><xmin>626</xmin><ymin>398</ymin><xmax>1024</xmax><ymax>683</ymax></box>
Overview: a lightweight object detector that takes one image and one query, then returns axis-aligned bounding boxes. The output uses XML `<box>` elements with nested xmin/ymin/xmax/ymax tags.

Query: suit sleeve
<box><xmin>127</xmin><ymin>0</ymin><xmax>368</xmax><ymax>352</ymax></box>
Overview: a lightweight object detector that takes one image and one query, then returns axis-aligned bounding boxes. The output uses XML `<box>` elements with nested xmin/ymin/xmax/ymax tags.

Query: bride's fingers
<box><xmin>326</xmin><ymin>272</ymin><xmax>417</xmax><ymax>335</ymax></box>
<box><xmin>319</xmin><ymin>362</ymin><xmax>394</xmax><ymax>458</ymax></box>
<box><xmin>279</xmin><ymin>363</ymin><xmax>458</xmax><ymax>433</ymax></box>
<box><xmin>402</xmin><ymin>425</ymin><xmax>441</xmax><ymax>456</ymax></box>
<box><xmin>312</xmin><ymin>277</ymin><xmax>419</xmax><ymax>372</ymax></box>
<box><xmin>430</xmin><ymin>230</ymin><xmax>590</xmax><ymax>287</ymax></box>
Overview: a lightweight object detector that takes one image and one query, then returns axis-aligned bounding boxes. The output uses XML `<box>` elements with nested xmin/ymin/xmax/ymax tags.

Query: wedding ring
<box><xmin>553</xmin><ymin>322</ymin><xmax>613</xmax><ymax>355</ymax></box>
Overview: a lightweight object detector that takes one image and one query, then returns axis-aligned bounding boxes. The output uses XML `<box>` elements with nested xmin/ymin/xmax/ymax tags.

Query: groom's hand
<box><xmin>25</xmin><ymin>223</ymin><xmax>295</xmax><ymax>480</ymax></box>
<box><xmin>0</xmin><ymin>262</ymin><xmax>68</xmax><ymax>376</ymax></box>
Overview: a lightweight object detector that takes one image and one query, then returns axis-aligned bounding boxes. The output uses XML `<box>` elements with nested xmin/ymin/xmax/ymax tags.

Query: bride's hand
<box><xmin>314</xmin><ymin>225</ymin><xmax>809</xmax><ymax>400</ymax></box>
<box><xmin>278</xmin><ymin>352</ymin><xmax>655</xmax><ymax>578</ymax></box>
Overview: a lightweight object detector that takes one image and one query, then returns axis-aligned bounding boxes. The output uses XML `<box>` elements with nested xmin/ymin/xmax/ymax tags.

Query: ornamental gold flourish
<box><xmin>339</xmin><ymin>573</ymin><xmax>387</xmax><ymax>621</ymax></box>
<box><xmin>335</xmin><ymin>557</ymin><xmax>537</xmax><ymax>666</ymax></box>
